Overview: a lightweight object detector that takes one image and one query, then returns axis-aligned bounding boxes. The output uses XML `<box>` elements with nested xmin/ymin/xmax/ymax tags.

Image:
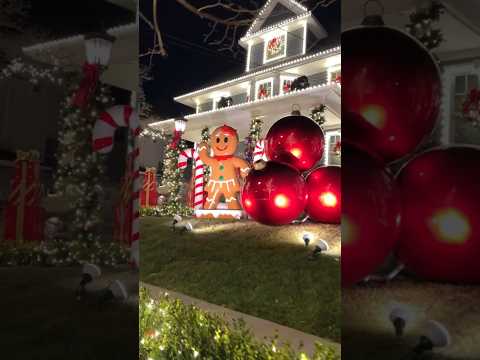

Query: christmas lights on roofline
<box><xmin>174</xmin><ymin>46</ymin><xmax>340</xmax><ymax>101</ymax></box>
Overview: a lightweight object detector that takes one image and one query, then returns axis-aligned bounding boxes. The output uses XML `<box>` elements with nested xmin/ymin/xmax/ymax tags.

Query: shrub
<box><xmin>139</xmin><ymin>287</ymin><xmax>339</xmax><ymax>360</ymax></box>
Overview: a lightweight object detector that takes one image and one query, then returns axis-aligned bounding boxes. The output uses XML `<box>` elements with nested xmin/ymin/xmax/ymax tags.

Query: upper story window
<box><xmin>454</xmin><ymin>74</ymin><xmax>478</xmax><ymax>115</ymax></box>
<box><xmin>280</xmin><ymin>75</ymin><xmax>297</xmax><ymax>95</ymax></box>
<box><xmin>255</xmin><ymin>78</ymin><xmax>274</xmax><ymax>100</ymax></box>
<box><xmin>263</xmin><ymin>31</ymin><xmax>287</xmax><ymax>64</ymax></box>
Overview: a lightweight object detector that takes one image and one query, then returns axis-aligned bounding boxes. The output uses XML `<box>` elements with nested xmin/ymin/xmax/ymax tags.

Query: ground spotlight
<box><xmin>389</xmin><ymin>305</ymin><xmax>411</xmax><ymax>336</ymax></box>
<box><xmin>413</xmin><ymin>320</ymin><xmax>451</xmax><ymax>355</ymax></box>
<box><xmin>76</xmin><ymin>263</ymin><xmax>101</xmax><ymax>299</ymax></box>
<box><xmin>308</xmin><ymin>239</ymin><xmax>329</xmax><ymax>260</ymax></box>
<box><xmin>172</xmin><ymin>215</ymin><xmax>183</xmax><ymax>231</ymax></box>
<box><xmin>100</xmin><ymin>280</ymin><xmax>129</xmax><ymax>305</ymax></box>
<box><xmin>302</xmin><ymin>233</ymin><xmax>312</xmax><ymax>246</ymax></box>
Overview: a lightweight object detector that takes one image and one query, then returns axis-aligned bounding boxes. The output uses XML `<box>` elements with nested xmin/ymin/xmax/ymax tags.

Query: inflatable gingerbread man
<box><xmin>199</xmin><ymin>125</ymin><xmax>250</xmax><ymax>210</ymax></box>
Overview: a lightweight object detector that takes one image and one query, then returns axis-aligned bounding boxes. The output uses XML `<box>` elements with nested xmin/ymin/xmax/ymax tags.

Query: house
<box><xmin>147</xmin><ymin>0</ymin><xmax>341</xmax><ymax>167</ymax></box>
<box><xmin>0</xmin><ymin>0</ymin><xmax>137</xmax><ymax>207</ymax></box>
<box><xmin>342</xmin><ymin>0</ymin><xmax>480</xmax><ymax>145</ymax></box>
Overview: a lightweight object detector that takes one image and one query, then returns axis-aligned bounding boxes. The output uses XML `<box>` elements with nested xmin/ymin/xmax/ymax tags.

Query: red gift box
<box><xmin>140</xmin><ymin>167</ymin><xmax>158</xmax><ymax>208</ymax></box>
<box><xmin>113</xmin><ymin>154</ymin><xmax>135</xmax><ymax>245</ymax></box>
<box><xmin>3</xmin><ymin>150</ymin><xmax>44</xmax><ymax>243</ymax></box>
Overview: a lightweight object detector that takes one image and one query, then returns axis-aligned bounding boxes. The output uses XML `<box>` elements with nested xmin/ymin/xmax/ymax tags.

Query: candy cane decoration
<box><xmin>178</xmin><ymin>145</ymin><xmax>204</xmax><ymax>209</ymax></box>
<box><xmin>92</xmin><ymin>105</ymin><xmax>140</xmax><ymax>259</ymax></box>
<box><xmin>253</xmin><ymin>139</ymin><xmax>268</xmax><ymax>163</ymax></box>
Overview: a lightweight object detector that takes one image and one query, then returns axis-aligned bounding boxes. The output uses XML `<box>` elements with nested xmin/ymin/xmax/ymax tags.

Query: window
<box><xmin>328</xmin><ymin>66</ymin><xmax>341</xmax><ymax>84</ymax></box>
<box><xmin>255</xmin><ymin>78</ymin><xmax>274</xmax><ymax>100</ymax></box>
<box><xmin>454</xmin><ymin>74</ymin><xmax>478</xmax><ymax>115</ymax></box>
<box><xmin>280</xmin><ymin>75</ymin><xmax>296</xmax><ymax>95</ymax></box>
<box><xmin>324</xmin><ymin>130</ymin><xmax>341</xmax><ymax>166</ymax></box>
<box><xmin>263</xmin><ymin>31</ymin><xmax>287</xmax><ymax>64</ymax></box>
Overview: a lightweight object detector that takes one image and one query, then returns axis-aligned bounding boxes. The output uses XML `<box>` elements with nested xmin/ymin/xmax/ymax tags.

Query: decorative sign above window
<box><xmin>264</xmin><ymin>32</ymin><xmax>287</xmax><ymax>63</ymax></box>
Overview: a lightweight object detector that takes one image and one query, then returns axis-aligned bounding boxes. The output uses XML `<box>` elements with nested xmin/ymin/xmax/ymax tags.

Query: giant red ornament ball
<box><xmin>241</xmin><ymin>161</ymin><xmax>307</xmax><ymax>226</ymax></box>
<box><xmin>396</xmin><ymin>146</ymin><xmax>480</xmax><ymax>284</ymax></box>
<box><xmin>342</xmin><ymin>25</ymin><xmax>441</xmax><ymax>163</ymax></box>
<box><xmin>342</xmin><ymin>144</ymin><xmax>401</xmax><ymax>287</ymax></box>
<box><xmin>265</xmin><ymin>115</ymin><xmax>324</xmax><ymax>172</ymax></box>
<box><xmin>305</xmin><ymin>166</ymin><xmax>341</xmax><ymax>224</ymax></box>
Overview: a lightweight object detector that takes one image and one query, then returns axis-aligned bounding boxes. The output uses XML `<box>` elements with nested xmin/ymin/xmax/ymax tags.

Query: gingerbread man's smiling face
<box><xmin>210</xmin><ymin>125</ymin><xmax>239</xmax><ymax>156</ymax></box>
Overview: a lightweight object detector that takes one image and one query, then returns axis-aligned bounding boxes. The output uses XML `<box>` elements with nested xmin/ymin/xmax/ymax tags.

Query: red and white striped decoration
<box><xmin>177</xmin><ymin>145</ymin><xmax>204</xmax><ymax>209</ymax></box>
<box><xmin>92</xmin><ymin>105</ymin><xmax>140</xmax><ymax>263</ymax></box>
<box><xmin>253</xmin><ymin>139</ymin><xmax>268</xmax><ymax>162</ymax></box>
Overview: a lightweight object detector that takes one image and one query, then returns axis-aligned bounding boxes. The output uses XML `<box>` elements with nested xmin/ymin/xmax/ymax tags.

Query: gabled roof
<box><xmin>244</xmin><ymin>0</ymin><xmax>309</xmax><ymax>38</ymax></box>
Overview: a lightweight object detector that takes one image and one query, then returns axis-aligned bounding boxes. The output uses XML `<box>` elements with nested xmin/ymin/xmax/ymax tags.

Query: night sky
<box><xmin>140</xmin><ymin>0</ymin><xmax>340</xmax><ymax>119</ymax></box>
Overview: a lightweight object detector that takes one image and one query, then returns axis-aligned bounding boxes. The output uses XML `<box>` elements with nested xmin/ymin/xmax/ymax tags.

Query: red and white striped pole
<box><xmin>177</xmin><ymin>145</ymin><xmax>204</xmax><ymax>209</ymax></box>
<box><xmin>92</xmin><ymin>105</ymin><xmax>140</xmax><ymax>267</ymax></box>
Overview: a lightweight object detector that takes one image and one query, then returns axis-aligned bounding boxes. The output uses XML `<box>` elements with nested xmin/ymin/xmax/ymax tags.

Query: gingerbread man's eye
<box><xmin>224</xmin><ymin>137</ymin><xmax>228</xmax><ymax>143</ymax></box>
<box><xmin>216</xmin><ymin>137</ymin><xmax>220</xmax><ymax>143</ymax></box>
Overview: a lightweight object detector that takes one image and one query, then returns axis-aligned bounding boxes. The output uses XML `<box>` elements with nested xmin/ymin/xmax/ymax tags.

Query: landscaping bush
<box><xmin>139</xmin><ymin>287</ymin><xmax>339</xmax><ymax>360</ymax></box>
<box><xmin>0</xmin><ymin>239</ymin><xmax>128</xmax><ymax>266</ymax></box>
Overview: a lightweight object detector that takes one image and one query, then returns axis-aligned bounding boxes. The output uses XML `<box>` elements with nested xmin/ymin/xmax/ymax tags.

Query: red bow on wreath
<box><xmin>334</xmin><ymin>140</ymin><xmax>341</xmax><ymax>155</ymax></box>
<box><xmin>73</xmin><ymin>62</ymin><xmax>100</xmax><ymax>109</ymax></box>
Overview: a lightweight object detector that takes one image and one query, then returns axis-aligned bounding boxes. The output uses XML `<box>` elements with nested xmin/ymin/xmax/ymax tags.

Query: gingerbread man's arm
<box><xmin>232</xmin><ymin>157</ymin><xmax>251</xmax><ymax>178</ymax></box>
<box><xmin>198</xmin><ymin>142</ymin><xmax>215</xmax><ymax>166</ymax></box>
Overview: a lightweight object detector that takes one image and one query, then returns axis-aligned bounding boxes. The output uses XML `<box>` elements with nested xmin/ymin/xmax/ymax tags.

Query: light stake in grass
<box><xmin>172</xmin><ymin>214</ymin><xmax>183</xmax><ymax>231</ymax></box>
<box><xmin>413</xmin><ymin>320</ymin><xmax>451</xmax><ymax>356</ymax></box>
<box><xmin>389</xmin><ymin>305</ymin><xmax>411</xmax><ymax>336</ymax></box>
<box><xmin>309</xmin><ymin>239</ymin><xmax>329</xmax><ymax>260</ymax></box>
<box><xmin>99</xmin><ymin>280</ymin><xmax>129</xmax><ymax>305</ymax></box>
<box><xmin>76</xmin><ymin>263</ymin><xmax>101</xmax><ymax>299</ymax></box>
<box><xmin>303</xmin><ymin>233</ymin><xmax>312</xmax><ymax>247</ymax></box>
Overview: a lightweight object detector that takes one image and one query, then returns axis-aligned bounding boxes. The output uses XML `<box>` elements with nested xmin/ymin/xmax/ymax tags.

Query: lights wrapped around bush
<box><xmin>139</xmin><ymin>287</ymin><xmax>339</xmax><ymax>360</ymax></box>
<box><xmin>140</xmin><ymin>207</ymin><xmax>163</xmax><ymax>217</ymax></box>
<box><xmin>0</xmin><ymin>240</ymin><xmax>129</xmax><ymax>267</ymax></box>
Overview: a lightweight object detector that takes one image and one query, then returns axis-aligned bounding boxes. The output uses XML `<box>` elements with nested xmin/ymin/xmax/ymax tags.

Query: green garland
<box><xmin>139</xmin><ymin>287</ymin><xmax>339</xmax><ymax>360</ymax></box>
<box><xmin>0</xmin><ymin>240</ymin><xmax>128</xmax><ymax>267</ymax></box>
<box><xmin>159</xmin><ymin>139</ymin><xmax>193</xmax><ymax>217</ymax></box>
<box><xmin>405</xmin><ymin>1</ymin><xmax>444</xmax><ymax>50</ymax></box>
<box><xmin>245</xmin><ymin>117</ymin><xmax>263</xmax><ymax>163</ymax></box>
<box><xmin>201</xmin><ymin>126</ymin><xmax>210</xmax><ymax>182</ymax></box>
<box><xmin>54</xmin><ymin>82</ymin><xmax>115</xmax><ymax>243</ymax></box>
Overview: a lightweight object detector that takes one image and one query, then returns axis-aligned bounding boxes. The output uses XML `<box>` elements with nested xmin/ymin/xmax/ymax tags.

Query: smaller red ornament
<box><xmin>305</xmin><ymin>166</ymin><xmax>341</xmax><ymax>224</ymax></box>
<box><xmin>265</xmin><ymin>115</ymin><xmax>324</xmax><ymax>172</ymax></box>
<box><xmin>241</xmin><ymin>161</ymin><xmax>307</xmax><ymax>226</ymax></box>
<box><xmin>396</xmin><ymin>146</ymin><xmax>480</xmax><ymax>284</ymax></box>
<box><xmin>342</xmin><ymin>144</ymin><xmax>401</xmax><ymax>287</ymax></box>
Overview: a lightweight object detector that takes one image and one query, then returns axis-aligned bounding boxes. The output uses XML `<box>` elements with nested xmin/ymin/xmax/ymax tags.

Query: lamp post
<box><xmin>171</xmin><ymin>118</ymin><xmax>187</xmax><ymax>149</ymax></box>
<box><xmin>73</xmin><ymin>31</ymin><xmax>116</xmax><ymax>109</ymax></box>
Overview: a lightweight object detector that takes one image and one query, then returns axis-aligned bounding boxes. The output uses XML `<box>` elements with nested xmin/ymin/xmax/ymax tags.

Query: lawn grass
<box><xmin>0</xmin><ymin>266</ymin><xmax>138</xmax><ymax>360</ymax></box>
<box><xmin>342</xmin><ymin>277</ymin><xmax>480</xmax><ymax>360</ymax></box>
<box><xmin>140</xmin><ymin>216</ymin><xmax>341</xmax><ymax>342</ymax></box>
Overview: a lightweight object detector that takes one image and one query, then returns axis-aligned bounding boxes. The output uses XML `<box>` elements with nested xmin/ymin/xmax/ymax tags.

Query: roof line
<box><xmin>22</xmin><ymin>22</ymin><xmax>137</xmax><ymax>53</ymax></box>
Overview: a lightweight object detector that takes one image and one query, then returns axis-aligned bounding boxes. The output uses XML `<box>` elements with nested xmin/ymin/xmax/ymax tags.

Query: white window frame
<box><xmin>263</xmin><ymin>30</ymin><xmax>287</xmax><ymax>64</ymax></box>
<box><xmin>324</xmin><ymin>130</ymin><xmax>341</xmax><ymax>165</ymax></box>
<box><xmin>255</xmin><ymin>77</ymin><xmax>274</xmax><ymax>100</ymax></box>
<box><xmin>245</xmin><ymin>41</ymin><xmax>252</xmax><ymax>72</ymax></box>
<box><xmin>327</xmin><ymin>65</ymin><xmax>341</xmax><ymax>84</ymax></box>
<box><xmin>279</xmin><ymin>75</ymin><xmax>297</xmax><ymax>95</ymax></box>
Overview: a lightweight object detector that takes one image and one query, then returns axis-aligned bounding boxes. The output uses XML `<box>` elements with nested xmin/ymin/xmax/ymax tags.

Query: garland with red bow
<box><xmin>72</xmin><ymin>63</ymin><xmax>100</xmax><ymax>109</ymax></box>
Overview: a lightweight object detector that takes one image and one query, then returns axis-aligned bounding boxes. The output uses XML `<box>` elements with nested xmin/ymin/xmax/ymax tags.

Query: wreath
<box><xmin>463</xmin><ymin>88</ymin><xmax>480</xmax><ymax>127</ymax></box>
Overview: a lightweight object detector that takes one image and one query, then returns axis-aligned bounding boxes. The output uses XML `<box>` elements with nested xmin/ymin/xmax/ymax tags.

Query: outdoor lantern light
<box><xmin>84</xmin><ymin>32</ymin><xmax>116</xmax><ymax>67</ymax></box>
<box><xmin>100</xmin><ymin>279</ymin><xmax>128</xmax><ymax>305</ymax></box>
<box><xmin>174</xmin><ymin>118</ymin><xmax>188</xmax><ymax>133</ymax></box>
<box><xmin>302</xmin><ymin>233</ymin><xmax>312</xmax><ymax>246</ymax></box>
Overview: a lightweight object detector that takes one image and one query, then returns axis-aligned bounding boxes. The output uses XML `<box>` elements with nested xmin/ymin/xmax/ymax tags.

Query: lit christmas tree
<box><xmin>54</xmin><ymin>82</ymin><xmax>115</xmax><ymax>243</ymax></box>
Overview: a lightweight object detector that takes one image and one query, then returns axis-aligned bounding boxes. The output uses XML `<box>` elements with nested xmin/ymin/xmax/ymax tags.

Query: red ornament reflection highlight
<box><xmin>342</xmin><ymin>145</ymin><xmax>401</xmax><ymax>287</ymax></box>
<box><xmin>265</xmin><ymin>115</ymin><xmax>324</xmax><ymax>172</ymax></box>
<box><xmin>241</xmin><ymin>161</ymin><xmax>307</xmax><ymax>226</ymax></box>
<box><xmin>396</xmin><ymin>146</ymin><xmax>480</xmax><ymax>283</ymax></box>
<box><xmin>342</xmin><ymin>26</ymin><xmax>441</xmax><ymax>163</ymax></box>
<box><xmin>305</xmin><ymin>166</ymin><xmax>341</xmax><ymax>224</ymax></box>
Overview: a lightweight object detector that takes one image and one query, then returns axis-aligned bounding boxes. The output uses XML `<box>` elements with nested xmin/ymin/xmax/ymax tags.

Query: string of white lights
<box><xmin>174</xmin><ymin>46</ymin><xmax>340</xmax><ymax>101</ymax></box>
